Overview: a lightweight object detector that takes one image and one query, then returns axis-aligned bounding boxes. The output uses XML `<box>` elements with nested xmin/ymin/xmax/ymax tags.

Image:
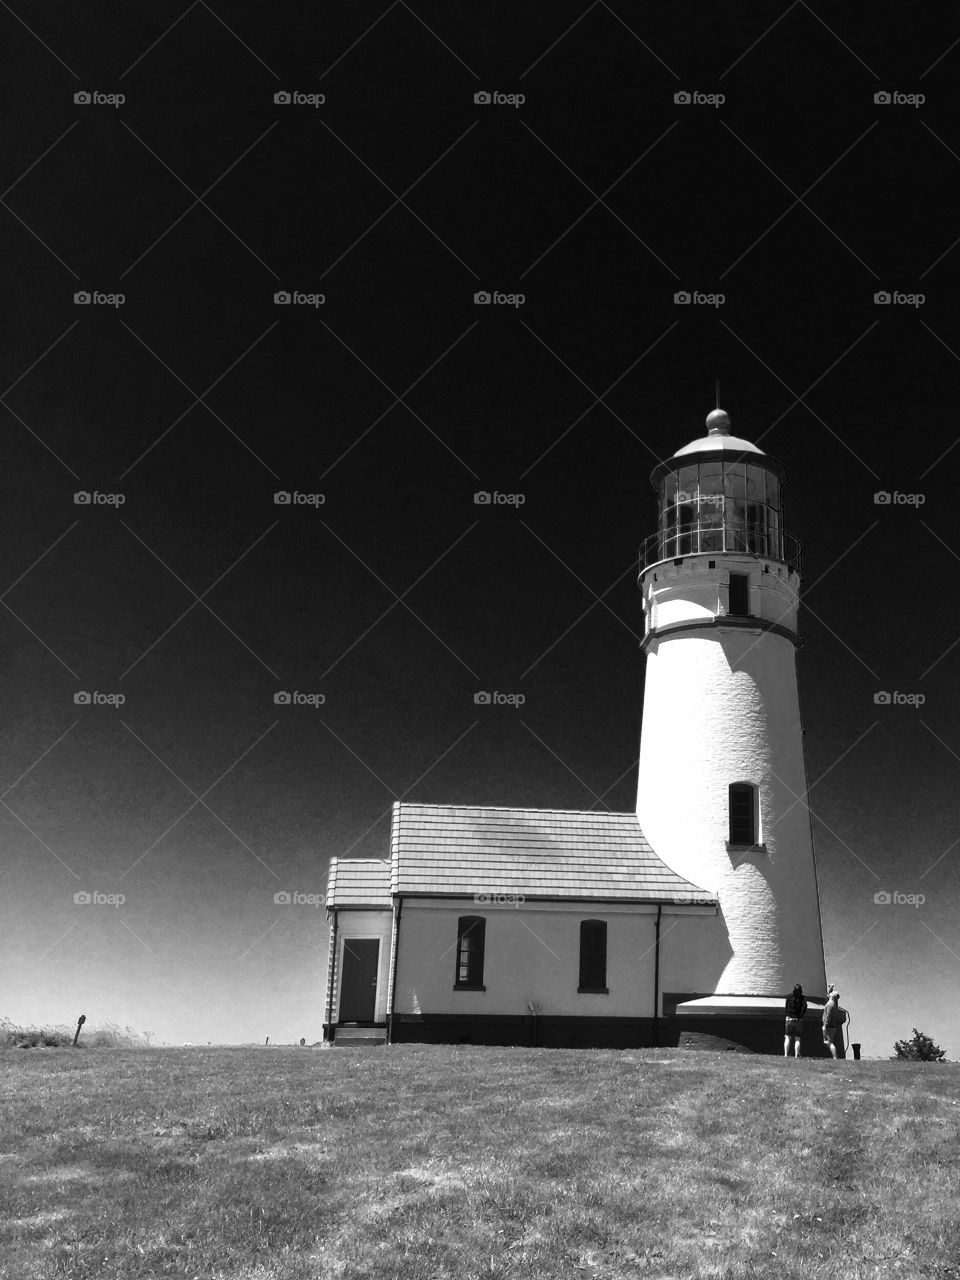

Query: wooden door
<box><xmin>339</xmin><ymin>938</ymin><xmax>379</xmax><ymax>1022</ymax></box>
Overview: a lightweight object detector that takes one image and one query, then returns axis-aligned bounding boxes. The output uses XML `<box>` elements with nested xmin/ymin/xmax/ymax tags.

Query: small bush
<box><xmin>893</xmin><ymin>1028</ymin><xmax>947</xmax><ymax>1062</ymax></box>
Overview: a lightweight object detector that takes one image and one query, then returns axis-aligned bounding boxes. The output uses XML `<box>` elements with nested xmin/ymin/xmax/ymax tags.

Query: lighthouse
<box><xmin>636</xmin><ymin>407</ymin><xmax>828</xmax><ymax>1046</ymax></box>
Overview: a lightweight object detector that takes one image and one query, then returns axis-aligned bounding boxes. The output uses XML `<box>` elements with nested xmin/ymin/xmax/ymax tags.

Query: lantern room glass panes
<box><xmin>658</xmin><ymin>458</ymin><xmax>783</xmax><ymax>562</ymax></box>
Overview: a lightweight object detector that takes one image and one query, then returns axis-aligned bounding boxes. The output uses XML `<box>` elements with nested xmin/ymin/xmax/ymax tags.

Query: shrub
<box><xmin>893</xmin><ymin>1028</ymin><xmax>947</xmax><ymax>1062</ymax></box>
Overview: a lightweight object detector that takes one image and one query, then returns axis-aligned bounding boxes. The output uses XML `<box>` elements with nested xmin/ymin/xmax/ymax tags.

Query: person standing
<box><xmin>822</xmin><ymin>988</ymin><xmax>844</xmax><ymax>1058</ymax></box>
<box><xmin>784</xmin><ymin>984</ymin><xmax>807</xmax><ymax>1056</ymax></box>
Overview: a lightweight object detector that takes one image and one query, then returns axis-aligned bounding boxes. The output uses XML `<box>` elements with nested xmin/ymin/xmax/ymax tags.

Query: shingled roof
<box><xmin>325</xmin><ymin>857</ymin><xmax>391</xmax><ymax>908</ymax></box>
<box><xmin>391</xmin><ymin>803</ymin><xmax>712</xmax><ymax>902</ymax></box>
<box><xmin>325</xmin><ymin>803</ymin><xmax>713</xmax><ymax>907</ymax></box>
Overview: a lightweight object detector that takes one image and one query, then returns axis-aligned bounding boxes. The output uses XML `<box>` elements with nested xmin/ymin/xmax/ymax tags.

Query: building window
<box><xmin>455</xmin><ymin>916</ymin><xmax>485</xmax><ymax>988</ymax></box>
<box><xmin>729</xmin><ymin>783</ymin><xmax>757</xmax><ymax>845</ymax></box>
<box><xmin>578</xmin><ymin>920</ymin><xmax>608</xmax><ymax>992</ymax></box>
<box><xmin>728</xmin><ymin>572</ymin><xmax>749</xmax><ymax>617</ymax></box>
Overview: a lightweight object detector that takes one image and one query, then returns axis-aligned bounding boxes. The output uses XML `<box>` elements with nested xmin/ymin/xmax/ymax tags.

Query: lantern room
<box><xmin>641</xmin><ymin>409</ymin><xmax>800</xmax><ymax>573</ymax></box>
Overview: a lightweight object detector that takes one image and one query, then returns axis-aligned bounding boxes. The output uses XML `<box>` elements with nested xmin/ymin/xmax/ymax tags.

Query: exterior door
<box><xmin>339</xmin><ymin>938</ymin><xmax>380</xmax><ymax>1022</ymax></box>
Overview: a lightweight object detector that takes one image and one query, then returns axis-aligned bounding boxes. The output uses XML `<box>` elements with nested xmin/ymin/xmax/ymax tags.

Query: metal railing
<box><xmin>639</xmin><ymin>522</ymin><xmax>802</xmax><ymax>575</ymax></box>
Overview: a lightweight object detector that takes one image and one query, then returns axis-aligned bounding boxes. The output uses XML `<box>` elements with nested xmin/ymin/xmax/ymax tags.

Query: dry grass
<box><xmin>0</xmin><ymin>1018</ymin><xmax>151</xmax><ymax>1050</ymax></box>
<box><xmin>1</xmin><ymin>1044</ymin><xmax>958</xmax><ymax>1279</ymax></box>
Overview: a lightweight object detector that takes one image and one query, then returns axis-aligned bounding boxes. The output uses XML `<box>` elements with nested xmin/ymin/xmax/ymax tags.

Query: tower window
<box><xmin>728</xmin><ymin>573</ymin><xmax>749</xmax><ymax>617</ymax></box>
<box><xmin>455</xmin><ymin>916</ymin><xmax>485</xmax><ymax>988</ymax></box>
<box><xmin>578</xmin><ymin>920</ymin><xmax>608</xmax><ymax>992</ymax></box>
<box><xmin>729</xmin><ymin>783</ymin><xmax>757</xmax><ymax>846</ymax></box>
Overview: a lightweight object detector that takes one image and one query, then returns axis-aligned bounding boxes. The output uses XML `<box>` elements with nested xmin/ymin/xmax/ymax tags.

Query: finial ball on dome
<box><xmin>706</xmin><ymin>408</ymin><xmax>731</xmax><ymax>435</ymax></box>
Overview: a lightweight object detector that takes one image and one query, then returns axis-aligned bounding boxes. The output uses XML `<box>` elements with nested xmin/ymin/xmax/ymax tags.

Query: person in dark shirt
<box><xmin>784</xmin><ymin>983</ymin><xmax>807</xmax><ymax>1057</ymax></box>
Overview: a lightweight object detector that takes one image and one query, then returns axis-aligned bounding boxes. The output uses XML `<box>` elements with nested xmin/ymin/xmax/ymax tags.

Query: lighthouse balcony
<box><xmin>639</xmin><ymin>524</ymin><xmax>802</xmax><ymax>576</ymax></box>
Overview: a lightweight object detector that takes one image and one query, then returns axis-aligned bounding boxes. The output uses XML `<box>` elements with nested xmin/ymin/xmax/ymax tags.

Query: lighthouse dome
<box><xmin>671</xmin><ymin>408</ymin><xmax>768</xmax><ymax>463</ymax></box>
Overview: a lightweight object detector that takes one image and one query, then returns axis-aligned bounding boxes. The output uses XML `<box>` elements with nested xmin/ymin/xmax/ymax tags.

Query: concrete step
<box><xmin>335</xmin><ymin>1026</ymin><xmax>386</xmax><ymax>1047</ymax></box>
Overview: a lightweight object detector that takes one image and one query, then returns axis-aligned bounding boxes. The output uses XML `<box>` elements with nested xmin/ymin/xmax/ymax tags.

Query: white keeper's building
<box><xmin>322</xmin><ymin>408</ymin><xmax>832</xmax><ymax>1054</ymax></box>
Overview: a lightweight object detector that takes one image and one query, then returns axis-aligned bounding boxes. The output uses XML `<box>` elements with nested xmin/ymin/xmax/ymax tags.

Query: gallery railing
<box><xmin>639</xmin><ymin>522</ymin><xmax>802</xmax><ymax>575</ymax></box>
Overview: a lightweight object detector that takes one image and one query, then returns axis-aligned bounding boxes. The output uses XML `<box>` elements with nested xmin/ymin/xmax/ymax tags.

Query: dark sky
<box><xmin>2</xmin><ymin>2</ymin><xmax>958</xmax><ymax>1057</ymax></box>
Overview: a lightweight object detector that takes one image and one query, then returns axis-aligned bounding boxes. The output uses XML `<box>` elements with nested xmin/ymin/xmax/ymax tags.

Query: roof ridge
<box><xmin>395</xmin><ymin>802</ymin><xmax>637</xmax><ymax>817</ymax></box>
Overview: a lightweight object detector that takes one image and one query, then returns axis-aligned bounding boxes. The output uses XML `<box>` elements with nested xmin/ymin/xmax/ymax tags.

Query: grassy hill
<box><xmin>1</xmin><ymin>1044</ymin><xmax>958</xmax><ymax>1279</ymax></box>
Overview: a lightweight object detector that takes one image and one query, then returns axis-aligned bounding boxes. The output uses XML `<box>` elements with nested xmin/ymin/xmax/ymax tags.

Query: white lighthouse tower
<box><xmin>636</xmin><ymin>407</ymin><xmax>827</xmax><ymax>1047</ymax></box>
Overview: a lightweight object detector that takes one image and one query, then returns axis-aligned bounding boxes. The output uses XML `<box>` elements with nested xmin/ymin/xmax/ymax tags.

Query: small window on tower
<box><xmin>729</xmin><ymin>783</ymin><xmax>756</xmax><ymax>846</ymax></box>
<box><xmin>728</xmin><ymin>573</ymin><xmax>749</xmax><ymax>617</ymax></box>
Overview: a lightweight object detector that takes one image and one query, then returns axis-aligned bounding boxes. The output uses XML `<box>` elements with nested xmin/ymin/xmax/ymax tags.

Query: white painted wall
<box><xmin>392</xmin><ymin>900</ymin><xmax>717</xmax><ymax>1018</ymax></box>
<box><xmin>329</xmin><ymin>910</ymin><xmax>393</xmax><ymax>1023</ymax></box>
<box><xmin>644</xmin><ymin>557</ymin><xmax>799</xmax><ymax>637</ymax></box>
<box><xmin>636</xmin><ymin>558</ymin><xmax>826</xmax><ymax>998</ymax></box>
